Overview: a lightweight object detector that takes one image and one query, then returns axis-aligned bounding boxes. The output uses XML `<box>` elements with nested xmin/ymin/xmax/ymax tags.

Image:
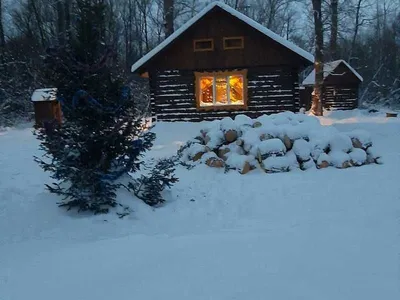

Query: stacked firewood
<box><xmin>179</xmin><ymin>112</ymin><xmax>382</xmax><ymax>174</ymax></box>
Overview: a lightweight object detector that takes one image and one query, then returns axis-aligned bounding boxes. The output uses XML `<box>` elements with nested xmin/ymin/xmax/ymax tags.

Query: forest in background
<box><xmin>0</xmin><ymin>0</ymin><xmax>400</xmax><ymax>125</ymax></box>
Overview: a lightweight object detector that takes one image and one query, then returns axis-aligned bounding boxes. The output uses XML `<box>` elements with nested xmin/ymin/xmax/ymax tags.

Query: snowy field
<box><xmin>1</xmin><ymin>110</ymin><xmax>400</xmax><ymax>300</ymax></box>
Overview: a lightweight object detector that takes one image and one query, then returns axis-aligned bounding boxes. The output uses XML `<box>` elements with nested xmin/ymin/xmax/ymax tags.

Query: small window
<box><xmin>195</xmin><ymin>70</ymin><xmax>247</xmax><ymax>110</ymax></box>
<box><xmin>223</xmin><ymin>37</ymin><xmax>244</xmax><ymax>50</ymax></box>
<box><xmin>193</xmin><ymin>39</ymin><xmax>214</xmax><ymax>52</ymax></box>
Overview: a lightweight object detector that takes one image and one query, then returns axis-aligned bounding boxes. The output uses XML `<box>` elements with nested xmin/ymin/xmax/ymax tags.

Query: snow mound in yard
<box><xmin>179</xmin><ymin>112</ymin><xmax>382</xmax><ymax>174</ymax></box>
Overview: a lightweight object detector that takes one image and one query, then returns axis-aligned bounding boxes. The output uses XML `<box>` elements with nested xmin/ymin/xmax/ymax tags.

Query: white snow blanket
<box><xmin>0</xmin><ymin>109</ymin><xmax>399</xmax><ymax>300</ymax></box>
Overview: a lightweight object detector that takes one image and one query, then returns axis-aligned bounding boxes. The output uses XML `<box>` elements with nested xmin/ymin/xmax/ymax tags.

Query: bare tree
<box><xmin>28</xmin><ymin>0</ymin><xmax>47</xmax><ymax>47</ymax></box>
<box><xmin>0</xmin><ymin>0</ymin><xmax>4</xmax><ymax>65</ymax></box>
<box><xmin>56</xmin><ymin>0</ymin><xmax>66</xmax><ymax>45</ymax></box>
<box><xmin>329</xmin><ymin>0</ymin><xmax>338</xmax><ymax>60</ymax></box>
<box><xmin>350</xmin><ymin>0</ymin><xmax>365</xmax><ymax>62</ymax></box>
<box><xmin>65</xmin><ymin>0</ymin><xmax>72</xmax><ymax>41</ymax></box>
<box><xmin>345</xmin><ymin>0</ymin><xmax>378</xmax><ymax>63</ymax></box>
<box><xmin>0</xmin><ymin>0</ymin><xmax>4</xmax><ymax>45</ymax></box>
<box><xmin>163</xmin><ymin>0</ymin><xmax>174</xmax><ymax>37</ymax></box>
<box><xmin>312</xmin><ymin>0</ymin><xmax>324</xmax><ymax>116</ymax></box>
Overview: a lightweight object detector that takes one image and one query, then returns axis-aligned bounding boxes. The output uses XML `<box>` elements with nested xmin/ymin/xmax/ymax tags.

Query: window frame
<box><xmin>194</xmin><ymin>70</ymin><xmax>248</xmax><ymax>111</ymax></box>
<box><xmin>193</xmin><ymin>38</ymin><xmax>214</xmax><ymax>52</ymax></box>
<box><xmin>223</xmin><ymin>36</ymin><xmax>244</xmax><ymax>50</ymax></box>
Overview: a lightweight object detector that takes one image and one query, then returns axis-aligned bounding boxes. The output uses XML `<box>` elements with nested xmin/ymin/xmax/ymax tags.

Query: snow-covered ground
<box><xmin>1</xmin><ymin>110</ymin><xmax>399</xmax><ymax>300</ymax></box>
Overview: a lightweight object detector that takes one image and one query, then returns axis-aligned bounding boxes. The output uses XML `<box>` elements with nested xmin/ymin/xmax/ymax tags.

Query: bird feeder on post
<box><xmin>31</xmin><ymin>88</ymin><xmax>62</xmax><ymax>127</ymax></box>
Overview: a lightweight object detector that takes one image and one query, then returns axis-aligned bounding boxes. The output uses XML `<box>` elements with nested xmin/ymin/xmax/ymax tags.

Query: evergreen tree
<box><xmin>35</xmin><ymin>0</ymin><xmax>155</xmax><ymax>214</ymax></box>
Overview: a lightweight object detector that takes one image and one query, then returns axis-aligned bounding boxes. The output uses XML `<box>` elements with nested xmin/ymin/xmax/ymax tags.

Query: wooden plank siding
<box><xmin>140</xmin><ymin>7</ymin><xmax>310</xmax><ymax>74</ymax></box>
<box><xmin>151</xmin><ymin>67</ymin><xmax>299</xmax><ymax>122</ymax></box>
<box><xmin>300</xmin><ymin>60</ymin><xmax>362</xmax><ymax>111</ymax></box>
<box><xmin>324</xmin><ymin>85</ymin><xmax>358</xmax><ymax>110</ymax></box>
<box><xmin>148</xmin><ymin>72</ymin><xmax>157</xmax><ymax>119</ymax></box>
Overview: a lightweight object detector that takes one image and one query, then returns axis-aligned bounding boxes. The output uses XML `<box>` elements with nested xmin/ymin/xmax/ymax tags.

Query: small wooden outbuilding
<box><xmin>300</xmin><ymin>60</ymin><xmax>363</xmax><ymax>110</ymax></box>
<box><xmin>131</xmin><ymin>1</ymin><xmax>314</xmax><ymax>122</ymax></box>
<box><xmin>31</xmin><ymin>88</ymin><xmax>62</xmax><ymax>127</ymax></box>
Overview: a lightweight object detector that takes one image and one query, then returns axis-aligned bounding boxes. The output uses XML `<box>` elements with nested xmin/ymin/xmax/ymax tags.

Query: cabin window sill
<box><xmin>195</xmin><ymin>70</ymin><xmax>248</xmax><ymax>110</ymax></box>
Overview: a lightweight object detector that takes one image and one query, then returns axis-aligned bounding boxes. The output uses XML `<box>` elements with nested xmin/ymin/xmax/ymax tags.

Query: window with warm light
<box><xmin>195</xmin><ymin>70</ymin><xmax>247</xmax><ymax>109</ymax></box>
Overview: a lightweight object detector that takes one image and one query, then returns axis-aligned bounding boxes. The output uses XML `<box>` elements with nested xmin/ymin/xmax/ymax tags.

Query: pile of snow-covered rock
<box><xmin>178</xmin><ymin>112</ymin><xmax>382</xmax><ymax>174</ymax></box>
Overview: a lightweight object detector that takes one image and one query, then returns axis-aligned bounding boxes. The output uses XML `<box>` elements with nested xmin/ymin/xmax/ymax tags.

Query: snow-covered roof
<box><xmin>31</xmin><ymin>88</ymin><xmax>58</xmax><ymax>102</ymax></box>
<box><xmin>302</xmin><ymin>60</ymin><xmax>363</xmax><ymax>86</ymax></box>
<box><xmin>131</xmin><ymin>1</ymin><xmax>314</xmax><ymax>73</ymax></box>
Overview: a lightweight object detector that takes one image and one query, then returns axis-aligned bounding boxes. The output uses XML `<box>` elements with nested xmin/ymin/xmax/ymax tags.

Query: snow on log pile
<box><xmin>178</xmin><ymin>112</ymin><xmax>382</xmax><ymax>174</ymax></box>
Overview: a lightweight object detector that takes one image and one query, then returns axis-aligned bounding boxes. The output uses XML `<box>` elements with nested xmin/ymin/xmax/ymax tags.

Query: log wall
<box><xmin>324</xmin><ymin>85</ymin><xmax>358</xmax><ymax>110</ymax></box>
<box><xmin>150</xmin><ymin>67</ymin><xmax>299</xmax><ymax>122</ymax></box>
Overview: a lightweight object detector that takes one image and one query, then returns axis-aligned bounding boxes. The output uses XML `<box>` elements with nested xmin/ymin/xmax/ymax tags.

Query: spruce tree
<box><xmin>35</xmin><ymin>0</ymin><xmax>155</xmax><ymax>214</ymax></box>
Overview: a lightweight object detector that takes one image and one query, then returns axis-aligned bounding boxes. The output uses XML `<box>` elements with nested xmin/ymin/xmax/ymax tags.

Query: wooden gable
<box><xmin>324</xmin><ymin>62</ymin><xmax>362</xmax><ymax>85</ymax></box>
<box><xmin>136</xmin><ymin>6</ymin><xmax>312</xmax><ymax>73</ymax></box>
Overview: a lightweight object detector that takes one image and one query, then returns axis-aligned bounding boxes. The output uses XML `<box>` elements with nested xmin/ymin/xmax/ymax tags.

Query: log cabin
<box><xmin>301</xmin><ymin>60</ymin><xmax>363</xmax><ymax>111</ymax></box>
<box><xmin>131</xmin><ymin>1</ymin><xmax>314</xmax><ymax>122</ymax></box>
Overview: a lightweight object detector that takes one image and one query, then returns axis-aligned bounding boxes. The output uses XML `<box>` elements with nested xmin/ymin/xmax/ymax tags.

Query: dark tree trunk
<box><xmin>163</xmin><ymin>0</ymin><xmax>174</xmax><ymax>38</ymax></box>
<box><xmin>29</xmin><ymin>0</ymin><xmax>46</xmax><ymax>47</ymax></box>
<box><xmin>0</xmin><ymin>0</ymin><xmax>4</xmax><ymax>46</ymax></box>
<box><xmin>0</xmin><ymin>0</ymin><xmax>4</xmax><ymax>65</ymax></box>
<box><xmin>330</xmin><ymin>0</ymin><xmax>338</xmax><ymax>60</ymax></box>
<box><xmin>312</xmin><ymin>0</ymin><xmax>324</xmax><ymax>116</ymax></box>
<box><xmin>65</xmin><ymin>0</ymin><xmax>72</xmax><ymax>42</ymax></box>
<box><xmin>57</xmin><ymin>1</ymin><xmax>66</xmax><ymax>45</ymax></box>
<box><xmin>349</xmin><ymin>0</ymin><xmax>363</xmax><ymax>63</ymax></box>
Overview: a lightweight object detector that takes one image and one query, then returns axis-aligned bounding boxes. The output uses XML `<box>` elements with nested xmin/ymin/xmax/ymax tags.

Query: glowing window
<box><xmin>195</xmin><ymin>70</ymin><xmax>247</xmax><ymax>109</ymax></box>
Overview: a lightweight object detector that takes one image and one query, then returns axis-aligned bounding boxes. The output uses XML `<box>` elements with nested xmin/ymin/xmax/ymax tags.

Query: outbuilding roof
<box><xmin>302</xmin><ymin>60</ymin><xmax>363</xmax><ymax>86</ymax></box>
<box><xmin>31</xmin><ymin>88</ymin><xmax>58</xmax><ymax>102</ymax></box>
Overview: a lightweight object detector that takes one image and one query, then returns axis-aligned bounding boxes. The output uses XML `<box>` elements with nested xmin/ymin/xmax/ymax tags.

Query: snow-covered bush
<box><xmin>129</xmin><ymin>158</ymin><xmax>178</xmax><ymax>206</ymax></box>
<box><xmin>35</xmin><ymin>2</ymin><xmax>178</xmax><ymax>214</ymax></box>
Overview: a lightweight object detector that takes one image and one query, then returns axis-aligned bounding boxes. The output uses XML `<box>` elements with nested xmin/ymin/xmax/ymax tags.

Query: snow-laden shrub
<box><xmin>129</xmin><ymin>158</ymin><xmax>178</xmax><ymax>206</ymax></box>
